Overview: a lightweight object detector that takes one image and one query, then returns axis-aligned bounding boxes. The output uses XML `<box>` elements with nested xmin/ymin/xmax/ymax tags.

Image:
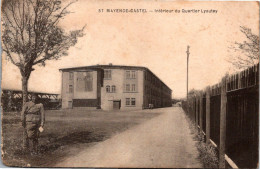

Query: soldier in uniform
<box><xmin>21</xmin><ymin>94</ymin><xmax>45</xmax><ymax>155</ymax></box>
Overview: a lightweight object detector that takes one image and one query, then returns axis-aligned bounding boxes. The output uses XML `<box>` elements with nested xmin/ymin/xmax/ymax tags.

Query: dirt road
<box><xmin>56</xmin><ymin>107</ymin><xmax>202</xmax><ymax>168</ymax></box>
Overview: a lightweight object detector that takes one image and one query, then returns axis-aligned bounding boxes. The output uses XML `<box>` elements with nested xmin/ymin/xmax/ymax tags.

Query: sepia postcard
<box><xmin>1</xmin><ymin>0</ymin><xmax>259</xmax><ymax>168</ymax></box>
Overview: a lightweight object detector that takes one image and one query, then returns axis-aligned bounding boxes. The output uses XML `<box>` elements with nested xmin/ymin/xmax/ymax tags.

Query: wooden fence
<box><xmin>182</xmin><ymin>63</ymin><xmax>259</xmax><ymax>168</ymax></box>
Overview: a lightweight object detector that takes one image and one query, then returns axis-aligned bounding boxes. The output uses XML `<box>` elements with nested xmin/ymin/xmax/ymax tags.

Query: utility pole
<box><xmin>186</xmin><ymin>45</ymin><xmax>190</xmax><ymax>102</ymax></box>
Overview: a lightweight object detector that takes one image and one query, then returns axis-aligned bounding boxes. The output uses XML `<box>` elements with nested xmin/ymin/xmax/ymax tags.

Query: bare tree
<box><xmin>2</xmin><ymin>0</ymin><xmax>85</xmax><ymax>104</ymax></box>
<box><xmin>227</xmin><ymin>26</ymin><xmax>259</xmax><ymax>70</ymax></box>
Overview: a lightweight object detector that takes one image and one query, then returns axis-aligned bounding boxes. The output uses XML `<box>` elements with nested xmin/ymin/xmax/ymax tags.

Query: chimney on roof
<box><xmin>109</xmin><ymin>63</ymin><xmax>113</xmax><ymax>66</ymax></box>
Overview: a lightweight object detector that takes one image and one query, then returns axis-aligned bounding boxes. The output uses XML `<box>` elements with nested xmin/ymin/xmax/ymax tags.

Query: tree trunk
<box><xmin>22</xmin><ymin>76</ymin><xmax>29</xmax><ymax>105</ymax></box>
<box><xmin>20</xmin><ymin>65</ymin><xmax>32</xmax><ymax>106</ymax></box>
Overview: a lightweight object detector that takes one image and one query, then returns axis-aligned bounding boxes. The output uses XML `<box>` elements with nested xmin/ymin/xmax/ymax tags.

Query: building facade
<box><xmin>60</xmin><ymin>64</ymin><xmax>172</xmax><ymax>110</ymax></box>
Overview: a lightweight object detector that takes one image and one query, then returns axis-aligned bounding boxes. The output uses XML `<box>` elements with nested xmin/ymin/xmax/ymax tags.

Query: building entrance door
<box><xmin>113</xmin><ymin>101</ymin><xmax>120</xmax><ymax>110</ymax></box>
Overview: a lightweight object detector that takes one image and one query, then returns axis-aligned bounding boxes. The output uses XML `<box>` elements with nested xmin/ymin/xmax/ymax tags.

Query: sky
<box><xmin>1</xmin><ymin>1</ymin><xmax>259</xmax><ymax>98</ymax></box>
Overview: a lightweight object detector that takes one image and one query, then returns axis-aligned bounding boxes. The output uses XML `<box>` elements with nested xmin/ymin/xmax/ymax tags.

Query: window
<box><xmin>131</xmin><ymin>71</ymin><xmax>136</xmax><ymax>79</ymax></box>
<box><xmin>131</xmin><ymin>98</ymin><xmax>136</xmax><ymax>106</ymax></box>
<box><xmin>69</xmin><ymin>72</ymin><xmax>73</xmax><ymax>80</ymax></box>
<box><xmin>126</xmin><ymin>98</ymin><xmax>130</xmax><ymax>105</ymax></box>
<box><xmin>126</xmin><ymin>71</ymin><xmax>130</xmax><ymax>79</ymax></box>
<box><xmin>104</xmin><ymin>70</ymin><xmax>111</xmax><ymax>79</ymax></box>
<box><xmin>131</xmin><ymin>84</ymin><xmax>136</xmax><ymax>92</ymax></box>
<box><xmin>106</xmin><ymin>85</ymin><xmax>110</xmax><ymax>92</ymax></box>
<box><xmin>126</xmin><ymin>84</ymin><xmax>130</xmax><ymax>92</ymax></box>
<box><xmin>126</xmin><ymin>70</ymin><xmax>136</xmax><ymax>79</ymax></box>
<box><xmin>112</xmin><ymin>85</ymin><xmax>116</xmax><ymax>93</ymax></box>
<box><xmin>126</xmin><ymin>98</ymin><xmax>136</xmax><ymax>106</ymax></box>
<box><xmin>146</xmin><ymin>86</ymin><xmax>150</xmax><ymax>94</ymax></box>
<box><xmin>125</xmin><ymin>84</ymin><xmax>137</xmax><ymax>92</ymax></box>
<box><xmin>69</xmin><ymin>85</ymin><xmax>73</xmax><ymax>93</ymax></box>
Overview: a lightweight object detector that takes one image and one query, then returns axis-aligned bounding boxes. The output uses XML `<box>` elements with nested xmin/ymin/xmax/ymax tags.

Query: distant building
<box><xmin>59</xmin><ymin>64</ymin><xmax>172</xmax><ymax>110</ymax></box>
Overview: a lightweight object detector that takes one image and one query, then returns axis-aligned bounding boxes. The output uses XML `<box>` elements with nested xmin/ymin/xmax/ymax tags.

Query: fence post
<box><xmin>195</xmin><ymin>95</ymin><xmax>199</xmax><ymax>129</ymax></box>
<box><xmin>219</xmin><ymin>76</ymin><xmax>227</xmax><ymax>168</ymax></box>
<box><xmin>193</xmin><ymin>96</ymin><xmax>196</xmax><ymax>121</ymax></box>
<box><xmin>199</xmin><ymin>91</ymin><xmax>203</xmax><ymax>133</ymax></box>
<box><xmin>206</xmin><ymin>86</ymin><xmax>211</xmax><ymax>144</ymax></box>
<box><xmin>191</xmin><ymin>97</ymin><xmax>194</xmax><ymax>121</ymax></box>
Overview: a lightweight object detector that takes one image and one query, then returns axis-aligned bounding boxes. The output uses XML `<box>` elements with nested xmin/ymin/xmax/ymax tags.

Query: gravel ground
<box><xmin>56</xmin><ymin>107</ymin><xmax>203</xmax><ymax>168</ymax></box>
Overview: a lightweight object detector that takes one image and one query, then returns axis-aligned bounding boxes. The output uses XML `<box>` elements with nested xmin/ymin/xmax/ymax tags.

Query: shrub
<box><xmin>185</xmin><ymin>114</ymin><xmax>218</xmax><ymax>168</ymax></box>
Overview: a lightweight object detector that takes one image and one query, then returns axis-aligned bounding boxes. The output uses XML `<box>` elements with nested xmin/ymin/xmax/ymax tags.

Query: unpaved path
<box><xmin>56</xmin><ymin>107</ymin><xmax>202</xmax><ymax>168</ymax></box>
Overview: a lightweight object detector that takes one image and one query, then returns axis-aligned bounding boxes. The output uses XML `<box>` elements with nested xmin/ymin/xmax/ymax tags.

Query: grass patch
<box><xmin>2</xmin><ymin>109</ymin><xmax>161</xmax><ymax>167</ymax></box>
<box><xmin>184</xmin><ymin>114</ymin><xmax>219</xmax><ymax>168</ymax></box>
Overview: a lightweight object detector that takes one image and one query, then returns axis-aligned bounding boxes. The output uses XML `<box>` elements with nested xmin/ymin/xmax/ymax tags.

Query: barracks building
<box><xmin>60</xmin><ymin>64</ymin><xmax>172</xmax><ymax>110</ymax></box>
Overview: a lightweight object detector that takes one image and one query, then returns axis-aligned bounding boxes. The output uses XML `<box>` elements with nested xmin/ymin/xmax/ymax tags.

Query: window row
<box><xmin>145</xmin><ymin>85</ymin><xmax>160</xmax><ymax>96</ymax></box>
<box><xmin>126</xmin><ymin>70</ymin><xmax>136</xmax><ymax>79</ymax></box>
<box><xmin>126</xmin><ymin>98</ymin><xmax>136</xmax><ymax>106</ymax></box>
<box><xmin>104</xmin><ymin>70</ymin><xmax>137</xmax><ymax>80</ymax></box>
<box><xmin>106</xmin><ymin>85</ymin><xmax>116</xmax><ymax>93</ymax></box>
<box><xmin>144</xmin><ymin>71</ymin><xmax>164</xmax><ymax>88</ymax></box>
<box><xmin>145</xmin><ymin>85</ymin><xmax>171</xmax><ymax>97</ymax></box>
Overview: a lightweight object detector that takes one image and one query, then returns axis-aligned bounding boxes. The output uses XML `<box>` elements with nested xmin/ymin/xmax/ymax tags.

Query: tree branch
<box><xmin>3</xmin><ymin>43</ymin><xmax>21</xmax><ymax>67</ymax></box>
